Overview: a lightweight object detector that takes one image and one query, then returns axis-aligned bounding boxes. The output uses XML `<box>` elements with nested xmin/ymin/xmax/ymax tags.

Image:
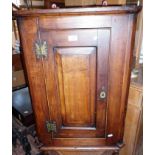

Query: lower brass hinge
<box><xmin>46</xmin><ymin>121</ymin><xmax>57</xmax><ymax>133</ymax></box>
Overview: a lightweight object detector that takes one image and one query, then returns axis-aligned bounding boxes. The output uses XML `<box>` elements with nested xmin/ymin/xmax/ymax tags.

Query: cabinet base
<box><xmin>41</xmin><ymin>146</ymin><xmax>120</xmax><ymax>155</ymax></box>
<box><xmin>43</xmin><ymin>150</ymin><xmax>119</xmax><ymax>155</ymax></box>
<box><xmin>41</xmin><ymin>146</ymin><xmax>120</xmax><ymax>151</ymax></box>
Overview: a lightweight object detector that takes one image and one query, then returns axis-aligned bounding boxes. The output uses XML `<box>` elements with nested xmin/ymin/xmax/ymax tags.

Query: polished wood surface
<box><xmin>42</xmin><ymin>146</ymin><xmax>119</xmax><ymax>155</ymax></box>
<box><xmin>41</xmin><ymin>146</ymin><xmax>119</xmax><ymax>151</ymax></box>
<box><xmin>44</xmin><ymin>150</ymin><xmax>118</xmax><ymax>155</ymax></box>
<box><xmin>14</xmin><ymin>6</ymin><xmax>141</xmax><ymax>152</ymax></box>
<box><xmin>55</xmin><ymin>47</ymin><xmax>96</xmax><ymax>127</ymax></box>
<box><xmin>120</xmin><ymin>82</ymin><xmax>143</xmax><ymax>155</ymax></box>
<box><xmin>134</xmin><ymin>9</ymin><xmax>143</xmax><ymax>68</ymax></box>
<box><xmin>40</xmin><ymin>28</ymin><xmax>110</xmax><ymax>141</ymax></box>
<box><xmin>13</xmin><ymin>5</ymin><xmax>141</xmax><ymax>16</ymax></box>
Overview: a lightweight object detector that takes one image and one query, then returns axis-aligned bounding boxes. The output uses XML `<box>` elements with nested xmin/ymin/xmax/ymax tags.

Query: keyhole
<box><xmin>100</xmin><ymin>90</ymin><xmax>106</xmax><ymax>99</ymax></box>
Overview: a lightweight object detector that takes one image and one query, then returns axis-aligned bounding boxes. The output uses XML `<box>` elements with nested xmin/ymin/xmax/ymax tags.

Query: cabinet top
<box><xmin>13</xmin><ymin>5</ymin><xmax>142</xmax><ymax>17</ymax></box>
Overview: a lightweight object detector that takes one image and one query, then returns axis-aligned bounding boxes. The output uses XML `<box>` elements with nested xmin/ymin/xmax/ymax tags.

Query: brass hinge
<box><xmin>46</xmin><ymin>121</ymin><xmax>57</xmax><ymax>133</ymax></box>
<box><xmin>34</xmin><ymin>40</ymin><xmax>48</xmax><ymax>60</ymax></box>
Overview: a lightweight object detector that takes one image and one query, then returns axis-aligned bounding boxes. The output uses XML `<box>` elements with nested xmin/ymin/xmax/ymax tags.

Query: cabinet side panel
<box><xmin>17</xmin><ymin>17</ymin><xmax>51</xmax><ymax>144</ymax></box>
<box><xmin>118</xmin><ymin>14</ymin><xmax>138</xmax><ymax>140</ymax></box>
<box><xmin>106</xmin><ymin>14</ymin><xmax>137</xmax><ymax>144</ymax></box>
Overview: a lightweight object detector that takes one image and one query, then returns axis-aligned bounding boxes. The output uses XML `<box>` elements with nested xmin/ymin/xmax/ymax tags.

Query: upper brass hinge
<box><xmin>34</xmin><ymin>40</ymin><xmax>48</xmax><ymax>60</ymax></box>
<box><xmin>46</xmin><ymin>121</ymin><xmax>57</xmax><ymax>133</ymax></box>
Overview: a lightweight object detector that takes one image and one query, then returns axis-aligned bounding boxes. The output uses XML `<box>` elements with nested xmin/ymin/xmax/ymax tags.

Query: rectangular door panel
<box><xmin>54</xmin><ymin>47</ymin><xmax>96</xmax><ymax>127</ymax></box>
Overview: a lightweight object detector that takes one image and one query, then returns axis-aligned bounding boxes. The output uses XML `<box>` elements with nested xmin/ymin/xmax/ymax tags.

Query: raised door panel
<box><xmin>53</xmin><ymin>45</ymin><xmax>107</xmax><ymax>138</ymax></box>
<box><xmin>55</xmin><ymin>47</ymin><xmax>96</xmax><ymax>128</ymax></box>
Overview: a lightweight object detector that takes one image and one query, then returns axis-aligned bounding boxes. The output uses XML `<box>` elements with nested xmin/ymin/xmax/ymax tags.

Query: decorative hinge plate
<box><xmin>35</xmin><ymin>40</ymin><xmax>48</xmax><ymax>60</ymax></box>
<box><xmin>46</xmin><ymin>121</ymin><xmax>57</xmax><ymax>133</ymax></box>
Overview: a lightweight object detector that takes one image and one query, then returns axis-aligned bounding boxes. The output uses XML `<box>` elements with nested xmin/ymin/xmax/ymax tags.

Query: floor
<box><xmin>12</xmin><ymin>116</ymin><xmax>43</xmax><ymax>155</ymax></box>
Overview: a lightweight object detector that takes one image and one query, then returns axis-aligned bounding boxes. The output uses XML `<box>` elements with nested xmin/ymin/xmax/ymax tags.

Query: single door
<box><xmin>41</xmin><ymin>29</ymin><xmax>111</xmax><ymax>140</ymax></box>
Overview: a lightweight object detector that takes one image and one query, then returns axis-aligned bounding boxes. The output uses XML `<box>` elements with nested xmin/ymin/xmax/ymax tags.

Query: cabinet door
<box><xmin>41</xmin><ymin>29</ymin><xmax>110</xmax><ymax>141</ymax></box>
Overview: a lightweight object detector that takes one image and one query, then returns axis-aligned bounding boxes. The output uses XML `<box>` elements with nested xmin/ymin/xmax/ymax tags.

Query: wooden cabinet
<box><xmin>14</xmin><ymin>6</ymin><xmax>141</xmax><ymax>153</ymax></box>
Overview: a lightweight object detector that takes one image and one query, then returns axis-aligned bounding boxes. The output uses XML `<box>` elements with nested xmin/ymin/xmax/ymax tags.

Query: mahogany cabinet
<box><xmin>14</xmin><ymin>6</ymin><xmax>141</xmax><ymax>153</ymax></box>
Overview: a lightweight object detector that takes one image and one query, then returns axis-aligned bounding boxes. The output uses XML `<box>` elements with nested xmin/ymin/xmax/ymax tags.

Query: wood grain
<box><xmin>40</xmin><ymin>27</ymin><xmax>112</xmax><ymax>141</ymax></box>
<box><xmin>15</xmin><ymin>5</ymin><xmax>142</xmax><ymax>151</ymax></box>
<box><xmin>120</xmin><ymin>84</ymin><xmax>143</xmax><ymax>155</ymax></box>
<box><xmin>13</xmin><ymin>6</ymin><xmax>142</xmax><ymax>17</ymax></box>
<box><xmin>55</xmin><ymin>47</ymin><xmax>96</xmax><ymax>127</ymax></box>
<box><xmin>17</xmin><ymin>17</ymin><xmax>52</xmax><ymax>145</ymax></box>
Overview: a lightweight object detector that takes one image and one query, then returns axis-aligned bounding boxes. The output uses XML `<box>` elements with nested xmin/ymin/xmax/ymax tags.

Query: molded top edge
<box><xmin>13</xmin><ymin>5</ymin><xmax>142</xmax><ymax>17</ymax></box>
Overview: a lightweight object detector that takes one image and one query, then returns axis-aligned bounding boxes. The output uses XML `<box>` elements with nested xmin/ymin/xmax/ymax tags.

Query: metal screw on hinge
<box><xmin>46</xmin><ymin>121</ymin><xmax>57</xmax><ymax>133</ymax></box>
